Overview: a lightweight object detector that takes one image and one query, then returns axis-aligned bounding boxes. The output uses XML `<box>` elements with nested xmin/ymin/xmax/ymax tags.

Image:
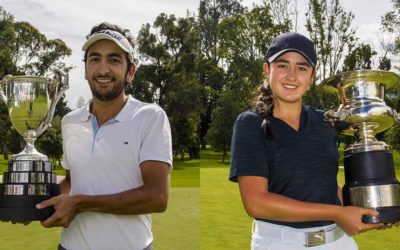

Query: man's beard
<box><xmin>89</xmin><ymin>77</ymin><xmax>126</xmax><ymax>102</ymax></box>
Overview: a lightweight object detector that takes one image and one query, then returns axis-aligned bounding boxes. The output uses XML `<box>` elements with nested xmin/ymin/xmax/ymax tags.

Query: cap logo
<box><xmin>92</xmin><ymin>30</ymin><xmax>125</xmax><ymax>43</ymax></box>
<box><xmin>83</xmin><ymin>29</ymin><xmax>136</xmax><ymax>64</ymax></box>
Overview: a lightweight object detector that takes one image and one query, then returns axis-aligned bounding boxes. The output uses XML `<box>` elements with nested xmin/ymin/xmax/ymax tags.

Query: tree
<box><xmin>381</xmin><ymin>0</ymin><xmax>400</xmax><ymax>55</ymax></box>
<box><xmin>206</xmin><ymin>89</ymin><xmax>241</xmax><ymax>162</ymax></box>
<box><xmin>12</xmin><ymin>21</ymin><xmax>72</xmax><ymax>75</ymax></box>
<box><xmin>265</xmin><ymin>0</ymin><xmax>298</xmax><ymax>31</ymax></box>
<box><xmin>0</xmin><ymin>8</ymin><xmax>71</xmax><ymax>158</ymax></box>
<box><xmin>54</xmin><ymin>95</ymin><xmax>72</xmax><ymax>117</ymax></box>
<box><xmin>306</xmin><ymin>0</ymin><xmax>357</xmax><ymax>81</ymax></box>
<box><xmin>199</xmin><ymin>0</ymin><xmax>245</xmax><ymax>63</ymax></box>
<box><xmin>37</xmin><ymin>116</ymin><xmax>63</xmax><ymax>167</ymax></box>
<box><xmin>0</xmin><ymin>6</ymin><xmax>17</xmax><ymax>78</ymax></box>
<box><xmin>204</xmin><ymin>3</ymin><xmax>294</xmax><ymax>161</ymax></box>
<box><xmin>342</xmin><ymin>43</ymin><xmax>377</xmax><ymax>71</ymax></box>
<box><xmin>133</xmin><ymin>14</ymin><xmax>202</xmax><ymax>159</ymax></box>
<box><xmin>198</xmin><ymin>0</ymin><xmax>245</xmax><ymax>149</ymax></box>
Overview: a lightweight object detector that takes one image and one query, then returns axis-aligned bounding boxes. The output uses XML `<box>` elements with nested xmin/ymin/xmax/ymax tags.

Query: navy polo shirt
<box><xmin>229</xmin><ymin>105</ymin><xmax>341</xmax><ymax>228</ymax></box>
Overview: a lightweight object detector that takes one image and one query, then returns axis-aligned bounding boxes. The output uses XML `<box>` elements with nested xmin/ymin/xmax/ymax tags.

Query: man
<box><xmin>37</xmin><ymin>22</ymin><xmax>172</xmax><ymax>250</ymax></box>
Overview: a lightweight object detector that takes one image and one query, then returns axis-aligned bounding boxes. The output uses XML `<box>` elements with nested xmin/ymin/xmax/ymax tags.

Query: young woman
<box><xmin>229</xmin><ymin>32</ymin><xmax>384</xmax><ymax>250</ymax></box>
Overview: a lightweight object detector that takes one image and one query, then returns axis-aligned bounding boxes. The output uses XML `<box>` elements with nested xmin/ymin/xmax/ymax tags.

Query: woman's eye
<box><xmin>298</xmin><ymin>66</ymin><xmax>307</xmax><ymax>71</ymax></box>
<box><xmin>277</xmin><ymin>64</ymin><xmax>287</xmax><ymax>69</ymax></box>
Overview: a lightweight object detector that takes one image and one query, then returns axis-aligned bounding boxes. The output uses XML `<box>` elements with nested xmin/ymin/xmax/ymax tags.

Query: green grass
<box><xmin>199</xmin><ymin>149</ymin><xmax>400</xmax><ymax>250</ymax></box>
<box><xmin>0</xmin><ymin>155</ymin><xmax>199</xmax><ymax>250</ymax></box>
<box><xmin>1</xmin><ymin>148</ymin><xmax>400</xmax><ymax>250</ymax></box>
<box><xmin>171</xmin><ymin>158</ymin><xmax>200</xmax><ymax>187</ymax></box>
<box><xmin>153</xmin><ymin>187</ymin><xmax>199</xmax><ymax>249</ymax></box>
<box><xmin>0</xmin><ymin>186</ymin><xmax>199</xmax><ymax>250</ymax></box>
<box><xmin>201</xmin><ymin>166</ymin><xmax>252</xmax><ymax>249</ymax></box>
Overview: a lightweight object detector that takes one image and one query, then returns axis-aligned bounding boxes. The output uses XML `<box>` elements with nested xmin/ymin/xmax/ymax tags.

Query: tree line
<box><xmin>1</xmin><ymin>0</ymin><xmax>400</xmax><ymax>164</ymax></box>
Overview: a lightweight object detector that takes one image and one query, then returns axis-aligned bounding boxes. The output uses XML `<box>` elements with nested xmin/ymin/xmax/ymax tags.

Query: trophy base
<box><xmin>0</xmin><ymin>183</ymin><xmax>60</xmax><ymax>221</ymax></box>
<box><xmin>362</xmin><ymin>206</ymin><xmax>400</xmax><ymax>224</ymax></box>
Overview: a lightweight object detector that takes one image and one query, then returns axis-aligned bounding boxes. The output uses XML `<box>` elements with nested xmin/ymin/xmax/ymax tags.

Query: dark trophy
<box><xmin>0</xmin><ymin>69</ymin><xmax>68</xmax><ymax>221</ymax></box>
<box><xmin>322</xmin><ymin>70</ymin><xmax>400</xmax><ymax>223</ymax></box>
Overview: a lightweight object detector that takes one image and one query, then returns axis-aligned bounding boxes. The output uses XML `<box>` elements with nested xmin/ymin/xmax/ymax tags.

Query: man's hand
<box><xmin>36</xmin><ymin>194</ymin><xmax>80</xmax><ymax>228</ymax></box>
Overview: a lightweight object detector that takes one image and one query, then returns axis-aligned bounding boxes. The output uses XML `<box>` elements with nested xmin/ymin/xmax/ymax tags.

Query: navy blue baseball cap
<box><xmin>266</xmin><ymin>32</ymin><xmax>317</xmax><ymax>67</ymax></box>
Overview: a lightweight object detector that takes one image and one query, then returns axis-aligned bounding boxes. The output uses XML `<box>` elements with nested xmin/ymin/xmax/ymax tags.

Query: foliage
<box><xmin>306</xmin><ymin>0</ymin><xmax>357</xmax><ymax>81</ymax></box>
<box><xmin>203</xmin><ymin>1</ymin><xmax>291</xmax><ymax>156</ymax></box>
<box><xmin>0</xmin><ymin>6</ymin><xmax>17</xmax><ymax>78</ymax></box>
<box><xmin>342</xmin><ymin>43</ymin><xmax>377</xmax><ymax>71</ymax></box>
<box><xmin>385</xmin><ymin>123</ymin><xmax>400</xmax><ymax>152</ymax></box>
<box><xmin>381</xmin><ymin>0</ymin><xmax>400</xmax><ymax>55</ymax></box>
<box><xmin>198</xmin><ymin>0</ymin><xmax>245</xmax><ymax>149</ymax></box>
<box><xmin>206</xmin><ymin>90</ymin><xmax>241</xmax><ymax>162</ymax></box>
<box><xmin>133</xmin><ymin>14</ymin><xmax>201</xmax><ymax>159</ymax></box>
<box><xmin>36</xmin><ymin>116</ymin><xmax>63</xmax><ymax>167</ymax></box>
<box><xmin>12</xmin><ymin>21</ymin><xmax>71</xmax><ymax>75</ymax></box>
<box><xmin>54</xmin><ymin>95</ymin><xmax>72</xmax><ymax>118</ymax></box>
<box><xmin>199</xmin><ymin>0</ymin><xmax>245</xmax><ymax>63</ymax></box>
<box><xmin>0</xmin><ymin>8</ymin><xmax>71</xmax><ymax>158</ymax></box>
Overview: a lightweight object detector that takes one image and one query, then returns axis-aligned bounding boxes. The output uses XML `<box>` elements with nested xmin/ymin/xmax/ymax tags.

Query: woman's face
<box><xmin>263</xmin><ymin>51</ymin><xmax>314</xmax><ymax>105</ymax></box>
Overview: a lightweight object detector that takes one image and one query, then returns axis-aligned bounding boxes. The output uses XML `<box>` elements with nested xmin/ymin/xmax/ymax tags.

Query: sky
<box><xmin>0</xmin><ymin>0</ymin><xmax>396</xmax><ymax>108</ymax></box>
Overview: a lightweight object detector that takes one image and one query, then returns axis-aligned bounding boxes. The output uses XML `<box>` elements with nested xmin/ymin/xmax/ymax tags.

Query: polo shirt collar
<box><xmin>269</xmin><ymin>104</ymin><xmax>308</xmax><ymax>133</ymax></box>
<box><xmin>79</xmin><ymin>95</ymin><xmax>138</xmax><ymax>123</ymax></box>
<box><xmin>114</xmin><ymin>95</ymin><xmax>137</xmax><ymax>122</ymax></box>
<box><xmin>80</xmin><ymin>102</ymin><xmax>92</xmax><ymax>122</ymax></box>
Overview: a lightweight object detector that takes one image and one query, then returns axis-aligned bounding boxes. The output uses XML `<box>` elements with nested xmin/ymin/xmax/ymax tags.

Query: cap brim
<box><xmin>82</xmin><ymin>33</ymin><xmax>131</xmax><ymax>53</ymax></box>
<box><xmin>268</xmin><ymin>49</ymin><xmax>315</xmax><ymax>67</ymax></box>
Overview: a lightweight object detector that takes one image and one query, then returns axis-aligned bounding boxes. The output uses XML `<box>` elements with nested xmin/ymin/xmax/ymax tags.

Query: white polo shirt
<box><xmin>60</xmin><ymin>95</ymin><xmax>172</xmax><ymax>250</ymax></box>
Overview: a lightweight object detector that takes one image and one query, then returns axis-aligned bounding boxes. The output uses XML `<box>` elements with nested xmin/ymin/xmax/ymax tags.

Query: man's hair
<box><xmin>83</xmin><ymin>22</ymin><xmax>136</xmax><ymax>67</ymax></box>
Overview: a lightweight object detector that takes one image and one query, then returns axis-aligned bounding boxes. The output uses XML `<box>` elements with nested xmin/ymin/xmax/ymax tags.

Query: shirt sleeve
<box><xmin>229</xmin><ymin>111</ymin><xmax>270</xmax><ymax>182</ymax></box>
<box><xmin>139</xmin><ymin>107</ymin><xmax>173</xmax><ymax>168</ymax></box>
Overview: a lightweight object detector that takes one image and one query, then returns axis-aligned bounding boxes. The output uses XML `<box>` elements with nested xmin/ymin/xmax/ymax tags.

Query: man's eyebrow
<box><xmin>87</xmin><ymin>52</ymin><xmax>123</xmax><ymax>58</ymax></box>
<box><xmin>108</xmin><ymin>53</ymin><xmax>123</xmax><ymax>58</ymax></box>
<box><xmin>87</xmin><ymin>52</ymin><xmax>101</xmax><ymax>57</ymax></box>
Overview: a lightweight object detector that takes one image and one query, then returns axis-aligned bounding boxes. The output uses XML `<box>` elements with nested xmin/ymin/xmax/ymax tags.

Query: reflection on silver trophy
<box><xmin>322</xmin><ymin>70</ymin><xmax>400</xmax><ymax>223</ymax></box>
<box><xmin>0</xmin><ymin>69</ymin><xmax>68</xmax><ymax>221</ymax></box>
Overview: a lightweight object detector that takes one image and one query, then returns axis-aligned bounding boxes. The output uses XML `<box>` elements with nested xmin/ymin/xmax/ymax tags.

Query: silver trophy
<box><xmin>322</xmin><ymin>70</ymin><xmax>400</xmax><ymax>223</ymax></box>
<box><xmin>0</xmin><ymin>69</ymin><xmax>68</xmax><ymax>221</ymax></box>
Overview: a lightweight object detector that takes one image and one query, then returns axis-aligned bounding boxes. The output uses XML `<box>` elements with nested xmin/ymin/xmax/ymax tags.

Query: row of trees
<box><xmin>128</xmin><ymin>0</ymin><xmax>400</xmax><ymax>161</ymax></box>
<box><xmin>1</xmin><ymin>0</ymin><xmax>400</xmax><ymax>163</ymax></box>
<box><xmin>0</xmin><ymin>7</ymin><xmax>71</xmax><ymax>165</ymax></box>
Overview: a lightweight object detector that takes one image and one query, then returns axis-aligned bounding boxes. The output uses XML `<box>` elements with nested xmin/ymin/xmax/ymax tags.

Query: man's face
<box><xmin>85</xmin><ymin>40</ymin><xmax>135</xmax><ymax>102</ymax></box>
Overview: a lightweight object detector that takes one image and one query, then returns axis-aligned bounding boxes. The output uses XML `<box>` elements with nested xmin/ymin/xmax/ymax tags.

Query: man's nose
<box><xmin>97</xmin><ymin>61</ymin><xmax>111</xmax><ymax>74</ymax></box>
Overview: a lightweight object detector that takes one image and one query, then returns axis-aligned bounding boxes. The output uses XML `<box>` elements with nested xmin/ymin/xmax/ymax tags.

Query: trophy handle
<box><xmin>0</xmin><ymin>75</ymin><xmax>11</xmax><ymax>104</ymax></box>
<box><xmin>36</xmin><ymin>68</ymin><xmax>69</xmax><ymax>136</ymax></box>
<box><xmin>392</xmin><ymin>109</ymin><xmax>400</xmax><ymax>122</ymax></box>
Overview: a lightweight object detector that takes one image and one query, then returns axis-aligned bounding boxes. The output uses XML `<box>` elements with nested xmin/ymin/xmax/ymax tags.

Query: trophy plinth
<box><xmin>0</xmin><ymin>69</ymin><xmax>68</xmax><ymax>221</ymax></box>
<box><xmin>322</xmin><ymin>70</ymin><xmax>400</xmax><ymax>224</ymax></box>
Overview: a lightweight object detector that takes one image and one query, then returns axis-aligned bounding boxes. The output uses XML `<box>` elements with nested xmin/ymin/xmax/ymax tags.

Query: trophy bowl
<box><xmin>322</xmin><ymin>70</ymin><xmax>400</xmax><ymax>223</ymax></box>
<box><xmin>0</xmin><ymin>69</ymin><xmax>68</xmax><ymax>221</ymax></box>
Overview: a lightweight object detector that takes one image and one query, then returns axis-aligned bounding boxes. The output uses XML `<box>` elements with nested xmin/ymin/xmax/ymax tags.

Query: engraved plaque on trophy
<box><xmin>0</xmin><ymin>69</ymin><xmax>68</xmax><ymax>221</ymax></box>
<box><xmin>322</xmin><ymin>70</ymin><xmax>400</xmax><ymax>223</ymax></box>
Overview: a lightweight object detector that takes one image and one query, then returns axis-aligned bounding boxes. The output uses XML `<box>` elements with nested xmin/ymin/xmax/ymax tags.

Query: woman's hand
<box><xmin>334</xmin><ymin>206</ymin><xmax>384</xmax><ymax>235</ymax></box>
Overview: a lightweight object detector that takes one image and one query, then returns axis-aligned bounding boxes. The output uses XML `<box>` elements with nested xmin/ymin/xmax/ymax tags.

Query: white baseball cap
<box><xmin>82</xmin><ymin>29</ymin><xmax>135</xmax><ymax>63</ymax></box>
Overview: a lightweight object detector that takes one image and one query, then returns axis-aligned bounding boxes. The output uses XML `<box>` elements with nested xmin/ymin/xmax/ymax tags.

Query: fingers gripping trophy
<box><xmin>322</xmin><ymin>70</ymin><xmax>400</xmax><ymax>224</ymax></box>
<box><xmin>0</xmin><ymin>69</ymin><xmax>68</xmax><ymax>221</ymax></box>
